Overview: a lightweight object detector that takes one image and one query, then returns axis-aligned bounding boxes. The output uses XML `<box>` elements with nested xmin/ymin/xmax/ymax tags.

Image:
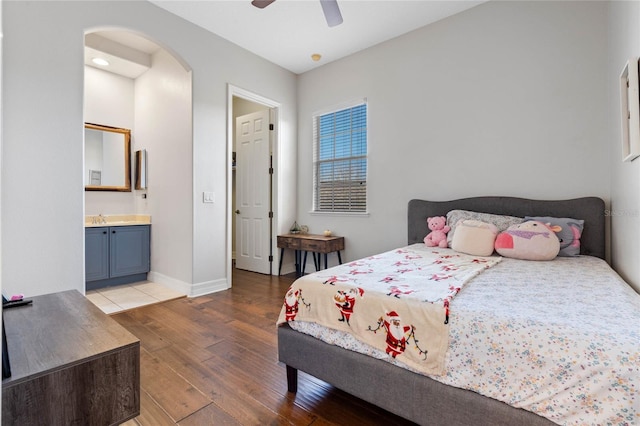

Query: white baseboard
<box><xmin>190</xmin><ymin>278</ymin><xmax>229</xmax><ymax>297</ymax></box>
<box><xmin>147</xmin><ymin>271</ymin><xmax>230</xmax><ymax>298</ymax></box>
<box><xmin>147</xmin><ymin>271</ymin><xmax>191</xmax><ymax>295</ymax></box>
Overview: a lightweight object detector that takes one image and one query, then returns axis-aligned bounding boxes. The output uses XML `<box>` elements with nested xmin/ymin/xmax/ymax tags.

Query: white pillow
<box><xmin>451</xmin><ymin>220</ymin><xmax>499</xmax><ymax>256</ymax></box>
<box><xmin>446</xmin><ymin>210</ymin><xmax>523</xmax><ymax>247</ymax></box>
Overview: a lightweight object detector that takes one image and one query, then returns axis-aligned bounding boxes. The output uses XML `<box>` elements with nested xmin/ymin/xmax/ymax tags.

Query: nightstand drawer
<box><xmin>300</xmin><ymin>237</ymin><xmax>344</xmax><ymax>253</ymax></box>
<box><xmin>277</xmin><ymin>236</ymin><xmax>301</xmax><ymax>249</ymax></box>
<box><xmin>300</xmin><ymin>239</ymin><xmax>324</xmax><ymax>251</ymax></box>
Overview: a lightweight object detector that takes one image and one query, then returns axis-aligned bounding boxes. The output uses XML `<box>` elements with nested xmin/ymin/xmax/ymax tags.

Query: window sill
<box><xmin>309</xmin><ymin>210</ymin><xmax>370</xmax><ymax>217</ymax></box>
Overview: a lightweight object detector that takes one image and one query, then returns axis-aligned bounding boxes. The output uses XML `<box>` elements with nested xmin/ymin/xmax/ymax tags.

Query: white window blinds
<box><xmin>313</xmin><ymin>101</ymin><xmax>367</xmax><ymax>213</ymax></box>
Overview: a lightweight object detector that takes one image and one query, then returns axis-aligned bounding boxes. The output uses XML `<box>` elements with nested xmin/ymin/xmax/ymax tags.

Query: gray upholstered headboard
<box><xmin>408</xmin><ymin>196</ymin><xmax>606</xmax><ymax>259</ymax></box>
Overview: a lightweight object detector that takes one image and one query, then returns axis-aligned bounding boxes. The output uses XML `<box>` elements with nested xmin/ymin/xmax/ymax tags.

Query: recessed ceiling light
<box><xmin>92</xmin><ymin>57</ymin><xmax>110</xmax><ymax>66</ymax></box>
<box><xmin>311</xmin><ymin>53</ymin><xmax>322</xmax><ymax>62</ymax></box>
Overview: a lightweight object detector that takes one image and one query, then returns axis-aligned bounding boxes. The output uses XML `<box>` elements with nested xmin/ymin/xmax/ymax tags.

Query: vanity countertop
<box><xmin>85</xmin><ymin>214</ymin><xmax>151</xmax><ymax>227</ymax></box>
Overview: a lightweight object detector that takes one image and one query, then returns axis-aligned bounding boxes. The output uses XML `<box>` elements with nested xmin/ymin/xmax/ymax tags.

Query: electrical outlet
<box><xmin>203</xmin><ymin>191</ymin><xmax>215</xmax><ymax>203</ymax></box>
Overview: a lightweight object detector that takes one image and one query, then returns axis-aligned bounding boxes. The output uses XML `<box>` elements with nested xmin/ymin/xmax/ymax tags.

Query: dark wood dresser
<box><xmin>2</xmin><ymin>290</ymin><xmax>140</xmax><ymax>425</ymax></box>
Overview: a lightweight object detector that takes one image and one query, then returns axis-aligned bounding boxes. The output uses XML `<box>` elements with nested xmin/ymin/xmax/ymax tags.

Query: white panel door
<box><xmin>235</xmin><ymin>109</ymin><xmax>271</xmax><ymax>274</ymax></box>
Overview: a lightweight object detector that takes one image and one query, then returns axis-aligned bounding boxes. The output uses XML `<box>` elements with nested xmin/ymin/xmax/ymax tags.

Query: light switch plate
<box><xmin>203</xmin><ymin>191</ymin><xmax>215</xmax><ymax>203</ymax></box>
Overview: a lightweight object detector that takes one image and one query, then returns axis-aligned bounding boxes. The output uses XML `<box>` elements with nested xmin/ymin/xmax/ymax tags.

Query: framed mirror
<box><xmin>84</xmin><ymin>123</ymin><xmax>131</xmax><ymax>191</ymax></box>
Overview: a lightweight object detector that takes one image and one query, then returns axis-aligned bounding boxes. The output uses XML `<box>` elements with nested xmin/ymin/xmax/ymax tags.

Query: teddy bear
<box><xmin>423</xmin><ymin>216</ymin><xmax>450</xmax><ymax>248</ymax></box>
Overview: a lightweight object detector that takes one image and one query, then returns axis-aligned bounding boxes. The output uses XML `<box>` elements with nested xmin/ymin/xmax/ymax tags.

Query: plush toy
<box><xmin>424</xmin><ymin>216</ymin><xmax>450</xmax><ymax>248</ymax></box>
<box><xmin>451</xmin><ymin>219</ymin><xmax>499</xmax><ymax>256</ymax></box>
<box><xmin>525</xmin><ymin>216</ymin><xmax>584</xmax><ymax>257</ymax></box>
<box><xmin>494</xmin><ymin>220</ymin><xmax>562</xmax><ymax>260</ymax></box>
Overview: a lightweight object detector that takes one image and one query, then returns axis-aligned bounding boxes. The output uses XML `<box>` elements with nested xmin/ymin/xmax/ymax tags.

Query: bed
<box><xmin>277</xmin><ymin>196</ymin><xmax>640</xmax><ymax>426</ymax></box>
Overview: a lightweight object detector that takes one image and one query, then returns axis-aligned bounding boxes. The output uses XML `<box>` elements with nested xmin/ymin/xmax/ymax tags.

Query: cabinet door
<box><xmin>110</xmin><ymin>226</ymin><xmax>150</xmax><ymax>278</ymax></box>
<box><xmin>85</xmin><ymin>228</ymin><xmax>110</xmax><ymax>282</ymax></box>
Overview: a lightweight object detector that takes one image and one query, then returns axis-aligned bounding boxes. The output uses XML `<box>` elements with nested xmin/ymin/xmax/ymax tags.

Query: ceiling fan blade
<box><xmin>252</xmin><ymin>0</ymin><xmax>276</xmax><ymax>9</ymax></box>
<box><xmin>320</xmin><ymin>0</ymin><xmax>343</xmax><ymax>27</ymax></box>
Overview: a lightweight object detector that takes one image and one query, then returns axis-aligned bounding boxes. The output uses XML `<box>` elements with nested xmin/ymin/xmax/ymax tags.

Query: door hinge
<box><xmin>268</xmin><ymin>255</ymin><xmax>274</xmax><ymax>262</ymax></box>
<box><xmin>269</xmin><ymin>123</ymin><xmax>274</xmax><ymax>131</ymax></box>
<box><xmin>269</xmin><ymin>211</ymin><xmax>273</xmax><ymax>218</ymax></box>
<box><xmin>269</xmin><ymin>167</ymin><xmax>274</xmax><ymax>174</ymax></box>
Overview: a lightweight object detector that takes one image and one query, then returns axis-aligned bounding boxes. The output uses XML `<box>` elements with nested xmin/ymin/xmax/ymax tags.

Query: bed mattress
<box><xmin>283</xmin><ymin>247</ymin><xmax>640</xmax><ymax>426</ymax></box>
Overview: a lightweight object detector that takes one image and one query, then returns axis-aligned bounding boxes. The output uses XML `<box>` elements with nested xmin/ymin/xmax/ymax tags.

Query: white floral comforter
<box><xmin>287</xmin><ymin>251</ymin><xmax>640</xmax><ymax>426</ymax></box>
<box><xmin>277</xmin><ymin>245</ymin><xmax>501</xmax><ymax>375</ymax></box>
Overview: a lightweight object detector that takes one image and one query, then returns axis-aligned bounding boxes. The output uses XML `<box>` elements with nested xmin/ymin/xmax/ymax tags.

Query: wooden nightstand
<box><xmin>277</xmin><ymin>233</ymin><xmax>345</xmax><ymax>276</ymax></box>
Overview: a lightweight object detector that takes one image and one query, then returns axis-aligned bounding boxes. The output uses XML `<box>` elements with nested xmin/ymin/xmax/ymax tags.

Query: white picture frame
<box><xmin>620</xmin><ymin>57</ymin><xmax>640</xmax><ymax>162</ymax></box>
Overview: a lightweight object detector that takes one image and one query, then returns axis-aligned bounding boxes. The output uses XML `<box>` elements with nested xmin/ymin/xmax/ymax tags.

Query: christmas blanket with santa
<box><xmin>277</xmin><ymin>245</ymin><xmax>501</xmax><ymax>375</ymax></box>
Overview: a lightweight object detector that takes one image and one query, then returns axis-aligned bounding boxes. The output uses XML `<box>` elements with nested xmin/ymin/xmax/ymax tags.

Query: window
<box><xmin>313</xmin><ymin>101</ymin><xmax>367</xmax><ymax>213</ymax></box>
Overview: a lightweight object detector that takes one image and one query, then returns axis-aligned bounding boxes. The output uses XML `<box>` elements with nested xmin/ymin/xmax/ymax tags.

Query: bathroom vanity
<box><xmin>85</xmin><ymin>215</ymin><xmax>150</xmax><ymax>290</ymax></box>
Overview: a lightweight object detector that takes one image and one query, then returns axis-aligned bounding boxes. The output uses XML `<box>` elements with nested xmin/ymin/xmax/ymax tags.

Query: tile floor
<box><xmin>86</xmin><ymin>281</ymin><xmax>186</xmax><ymax>314</ymax></box>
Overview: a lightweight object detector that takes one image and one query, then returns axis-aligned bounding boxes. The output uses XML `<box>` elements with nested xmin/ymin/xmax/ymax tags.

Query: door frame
<box><xmin>226</xmin><ymin>85</ymin><xmax>280</xmax><ymax>285</ymax></box>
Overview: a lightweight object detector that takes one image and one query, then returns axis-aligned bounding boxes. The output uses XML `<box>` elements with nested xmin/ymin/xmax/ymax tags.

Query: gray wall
<box><xmin>296</xmin><ymin>1</ymin><xmax>611</xmax><ymax>272</ymax></box>
<box><xmin>1</xmin><ymin>1</ymin><xmax>297</xmax><ymax>297</ymax></box>
<box><xmin>84</xmin><ymin>66</ymin><xmax>136</xmax><ymax>214</ymax></box>
<box><xmin>2</xmin><ymin>0</ymin><xmax>639</xmax><ymax>296</ymax></box>
<box><xmin>608</xmin><ymin>1</ymin><xmax>640</xmax><ymax>293</ymax></box>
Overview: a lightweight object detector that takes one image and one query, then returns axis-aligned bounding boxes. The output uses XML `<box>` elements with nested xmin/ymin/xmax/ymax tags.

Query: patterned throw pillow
<box><xmin>524</xmin><ymin>216</ymin><xmax>584</xmax><ymax>257</ymax></box>
<box><xmin>446</xmin><ymin>210</ymin><xmax>523</xmax><ymax>247</ymax></box>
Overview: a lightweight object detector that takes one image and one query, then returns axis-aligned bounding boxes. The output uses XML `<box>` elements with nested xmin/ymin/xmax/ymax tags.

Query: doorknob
<box><xmin>235</xmin><ymin>210</ymin><xmax>240</xmax><ymax>214</ymax></box>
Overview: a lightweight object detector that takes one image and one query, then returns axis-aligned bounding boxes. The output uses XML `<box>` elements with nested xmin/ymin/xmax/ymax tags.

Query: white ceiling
<box><xmin>85</xmin><ymin>32</ymin><xmax>160</xmax><ymax>78</ymax></box>
<box><xmin>86</xmin><ymin>0</ymin><xmax>485</xmax><ymax>77</ymax></box>
<box><xmin>150</xmin><ymin>0</ymin><xmax>485</xmax><ymax>74</ymax></box>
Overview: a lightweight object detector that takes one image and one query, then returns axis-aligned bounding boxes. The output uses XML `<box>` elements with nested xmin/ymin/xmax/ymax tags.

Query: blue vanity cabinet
<box><xmin>85</xmin><ymin>225</ymin><xmax>150</xmax><ymax>290</ymax></box>
<box><xmin>85</xmin><ymin>227</ymin><xmax>110</xmax><ymax>282</ymax></box>
<box><xmin>110</xmin><ymin>225</ymin><xmax>150</xmax><ymax>278</ymax></box>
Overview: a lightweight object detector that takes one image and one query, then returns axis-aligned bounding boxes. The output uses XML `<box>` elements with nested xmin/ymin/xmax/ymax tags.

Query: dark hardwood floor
<box><xmin>114</xmin><ymin>267</ymin><xmax>416</xmax><ymax>425</ymax></box>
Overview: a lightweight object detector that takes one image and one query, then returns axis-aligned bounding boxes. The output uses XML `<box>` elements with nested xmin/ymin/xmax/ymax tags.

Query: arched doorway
<box><xmin>84</xmin><ymin>29</ymin><xmax>193</xmax><ymax>310</ymax></box>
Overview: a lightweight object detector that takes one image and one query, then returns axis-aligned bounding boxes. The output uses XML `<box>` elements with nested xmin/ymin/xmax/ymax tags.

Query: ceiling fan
<box><xmin>251</xmin><ymin>0</ymin><xmax>343</xmax><ymax>27</ymax></box>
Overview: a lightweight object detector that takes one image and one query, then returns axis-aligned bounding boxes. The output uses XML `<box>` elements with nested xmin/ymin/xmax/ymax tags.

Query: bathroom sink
<box><xmin>85</xmin><ymin>214</ymin><xmax>151</xmax><ymax>227</ymax></box>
